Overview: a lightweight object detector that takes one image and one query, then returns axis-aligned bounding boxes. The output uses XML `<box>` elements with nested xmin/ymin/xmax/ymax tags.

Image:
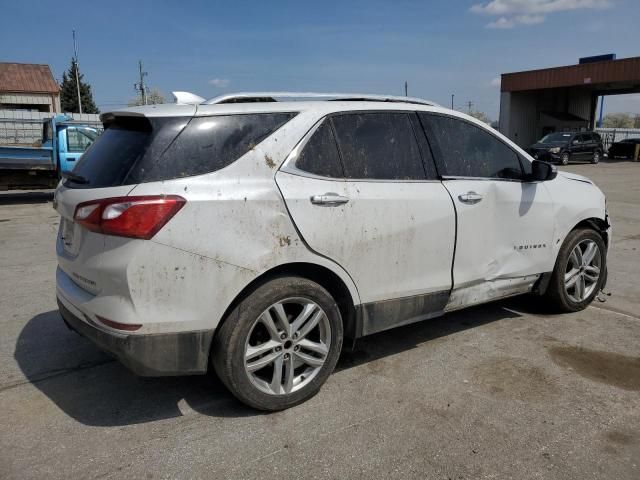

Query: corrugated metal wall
<box><xmin>502</xmin><ymin>57</ymin><xmax>640</xmax><ymax>92</ymax></box>
<box><xmin>500</xmin><ymin>88</ymin><xmax>593</xmax><ymax>148</ymax></box>
<box><xmin>500</xmin><ymin>91</ymin><xmax>538</xmax><ymax>147</ymax></box>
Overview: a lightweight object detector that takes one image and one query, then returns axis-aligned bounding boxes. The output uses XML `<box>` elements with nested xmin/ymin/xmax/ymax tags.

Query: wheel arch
<box><xmin>536</xmin><ymin>215</ymin><xmax>609</xmax><ymax>296</ymax></box>
<box><xmin>571</xmin><ymin>216</ymin><xmax>609</xmax><ymax>248</ymax></box>
<box><xmin>215</xmin><ymin>262</ymin><xmax>360</xmax><ymax>343</ymax></box>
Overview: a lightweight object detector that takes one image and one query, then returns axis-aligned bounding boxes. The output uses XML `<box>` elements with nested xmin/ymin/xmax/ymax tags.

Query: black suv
<box><xmin>528</xmin><ymin>131</ymin><xmax>603</xmax><ymax>165</ymax></box>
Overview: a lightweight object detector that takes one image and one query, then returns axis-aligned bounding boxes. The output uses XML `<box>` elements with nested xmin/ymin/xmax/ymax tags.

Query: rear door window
<box><xmin>67</xmin><ymin>113</ymin><xmax>296</xmax><ymax>188</ymax></box>
<box><xmin>330</xmin><ymin>112</ymin><xmax>425</xmax><ymax>180</ymax></box>
<box><xmin>294</xmin><ymin>120</ymin><xmax>344</xmax><ymax>178</ymax></box>
<box><xmin>418</xmin><ymin>113</ymin><xmax>523</xmax><ymax>180</ymax></box>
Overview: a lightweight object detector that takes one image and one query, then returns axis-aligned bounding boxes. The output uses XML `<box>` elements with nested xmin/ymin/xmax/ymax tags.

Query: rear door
<box><xmin>418</xmin><ymin>112</ymin><xmax>556</xmax><ymax>310</ymax></box>
<box><xmin>276</xmin><ymin>111</ymin><xmax>456</xmax><ymax>334</ymax></box>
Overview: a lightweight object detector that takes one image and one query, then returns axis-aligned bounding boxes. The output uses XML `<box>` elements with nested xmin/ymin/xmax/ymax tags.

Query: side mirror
<box><xmin>572</xmin><ymin>139</ymin><xmax>579</xmax><ymax>145</ymax></box>
<box><xmin>529</xmin><ymin>160</ymin><xmax>557</xmax><ymax>182</ymax></box>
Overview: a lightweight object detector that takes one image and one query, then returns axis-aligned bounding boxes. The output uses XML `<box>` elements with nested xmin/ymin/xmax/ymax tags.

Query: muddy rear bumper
<box><xmin>57</xmin><ymin>298</ymin><xmax>212</xmax><ymax>376</ymax></box>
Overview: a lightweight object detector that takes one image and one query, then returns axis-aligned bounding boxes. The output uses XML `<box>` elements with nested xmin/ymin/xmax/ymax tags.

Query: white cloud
<box><xmin>471</xmin><ymin>0</ymin><xmax>612</xmax><ymax>28</ymax></box>
<box><xmin>490</xmin><ymin>76</ymin><xmax>502</xmax><ymax>87</ymax></box>
<box><xmin>209</xmin><ymin>78</ymin><xmax>230</xmax><ymax>88</ymax></box>
<box><xmin>487</xmin><ymin>16</ymin><xmax>515</xmax><ymax>28</ymax></box>
<box><xmin>515</xmin><ymin>14</ymin><xmax>545</xmax><ymax>24</ymax></box>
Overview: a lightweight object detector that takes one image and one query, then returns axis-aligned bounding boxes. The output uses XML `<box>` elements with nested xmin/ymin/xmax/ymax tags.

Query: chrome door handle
<box><xmin>310</xmin><ymin>193</ymin><xmax>349</xmax><ymax>206</ymax></box>
<box><xmin>458</xmin><ymin>191</ymin><xmax>483</xmax><ymax>204</ymax></box>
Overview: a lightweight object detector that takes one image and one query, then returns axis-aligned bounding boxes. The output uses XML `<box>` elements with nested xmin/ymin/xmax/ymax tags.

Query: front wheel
<box><xmin>560</xmin><ymin>152</ymin><xmax>570</xmax><ymax>165</ymax></box>
<box><xmin>211</xmin><ymin>276</ymin><xmax>343</xmax><ymax>411</ymax></box>
<box><xmin>592</xmin><ymin>150</ymin><xmax>601</xmax><ymax>164</ymax></box>
<box><xmin>543</xmin><ymin>229</ymin><xmax>606</xmax><ymax>312</ymax></box>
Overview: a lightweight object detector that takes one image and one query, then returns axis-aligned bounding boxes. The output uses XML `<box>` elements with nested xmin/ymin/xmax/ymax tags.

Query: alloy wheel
<box><xmin>564</xmin><ymin>239</ymin><xmax>601</xmax><ymax>302</ymax></box>
<box><xmin>243</xmin><ymin>297</ymin><xmax>331</xmax><ymax>395</ymax></box>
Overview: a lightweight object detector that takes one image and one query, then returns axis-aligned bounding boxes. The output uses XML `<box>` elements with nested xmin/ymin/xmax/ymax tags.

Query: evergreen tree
<box><xmin>60</xmin><ymin>58</ymin><xmax>99</xmax><ymax>114</ymax></box>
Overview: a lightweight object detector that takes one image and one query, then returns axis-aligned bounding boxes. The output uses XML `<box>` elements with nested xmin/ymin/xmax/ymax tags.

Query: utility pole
<box><xmin>466</xmin><ymin>101</ymin><xmax>474</xmax><ymax>114</ymax></box>
<box><xmin>72</xmin><ymin>30</ymin><xmax>83</xmax><ymax>114</ymax></box>
<box><xmin>451</xmin><ymin>94</ymin><xmax>454</xmax><ymax>110</ymax></box>
<box><xmin>404</xmin><ymin>81</ymin><xmax>408</xmax><ymax>97</ymax></box>
<box><xmin>134</xmin><ymin>60</ymin><xmax>148</xmax><ymax>105</ymax></box>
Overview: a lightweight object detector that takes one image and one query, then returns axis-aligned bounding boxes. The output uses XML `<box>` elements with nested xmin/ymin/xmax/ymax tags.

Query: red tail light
<box><xmin>74</xmin><ymin>195</ymin><xmax>186</xmax><ymax>240</ymax></box>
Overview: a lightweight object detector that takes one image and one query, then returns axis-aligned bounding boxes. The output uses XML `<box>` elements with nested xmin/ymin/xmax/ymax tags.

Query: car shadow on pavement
<box><xmin>0</xmin><ymin>191</ymin><xmax>53</xmax><ymax>205</ymax></box>
<box><xmin>337</xmin><ymin>298</ymin><xmax>531</xmax><ymax>371</ymax></box>
<box><xmin>15</xmin><ymin>298</ymin><xmax>537</xmax><ymax>426</ymax></box>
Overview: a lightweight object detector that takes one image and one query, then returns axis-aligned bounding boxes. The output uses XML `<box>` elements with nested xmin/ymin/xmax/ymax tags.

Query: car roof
<box><xmin>105</xmin><ymin>99</ymin><xmax>467</xmax><ymax>120</ymax></box>
<box><xmin>103</xmin><ymin>91</ymin><xmax>446</xmax><ymax>119</ymax></box>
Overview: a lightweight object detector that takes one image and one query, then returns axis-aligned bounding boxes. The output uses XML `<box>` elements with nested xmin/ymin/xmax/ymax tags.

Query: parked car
<box><xmin>0</xmin><ymin>115</ymin><xmax>100</xmax><ymax>190</ymax></box>
<box><xmin>607</xmin><ymin>138</ymin><xmax>640</xmax><ymax>159</ymax></box>
<box><xmin>55</xmin><ymin>92</ymin><xmax>611</xmax><ymax>410</ymax></box>
<box><xmin>528</xmin><ymin>131</ymin><xmax>603</xmax><ymax>165</ymax></box>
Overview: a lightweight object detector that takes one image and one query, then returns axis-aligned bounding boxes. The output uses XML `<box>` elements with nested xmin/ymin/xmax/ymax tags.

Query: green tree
<box><xmin>60</xmin><ymin>58</ymin><xmax>99</xmax><ymax>114</ymax></box>
<box><xmin>128</xmin><ymin>88</ymin><xmax>166</xmax><ymax>106</ymax></box>
<box><xmin>602</xmin><ymin>113</ymin><xmax>633</xmax><ymax>128</ymax></box>
<box><xmin>469</xmin><ymin>110</ymin><xmax>491</xmax><ymax>124</ymax></box>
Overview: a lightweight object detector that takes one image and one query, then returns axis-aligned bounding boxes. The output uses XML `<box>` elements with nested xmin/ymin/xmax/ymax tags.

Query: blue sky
<box><xmin>2</xmin><ymin>0</ymin><xmax>639</xmax><ymax>120</ymax></box>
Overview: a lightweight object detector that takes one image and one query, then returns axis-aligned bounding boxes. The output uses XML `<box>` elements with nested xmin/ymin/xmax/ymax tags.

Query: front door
<box><xmin>276</xmin><ymin>112</ymin><xmax>456</xmax><ymax>334</ymax></box>
<box><xmin>59</xmin><ymin>127</ymin><xmax>96</xmax><ymax>173</ymax></box>
<box><xmin>418</xmin><ymin>112</ymin><xmax>556</xmax><ymax>310</ymax></box>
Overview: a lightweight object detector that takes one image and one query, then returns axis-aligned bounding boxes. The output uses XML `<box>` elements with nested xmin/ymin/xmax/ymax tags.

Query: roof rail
<box><xmin>202</xmin><ymin>91</ymin><xmax>439</xmax><ymax>107</ymax></box>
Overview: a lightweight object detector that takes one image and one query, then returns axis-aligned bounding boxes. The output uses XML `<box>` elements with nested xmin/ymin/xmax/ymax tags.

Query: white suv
<box><xmin>55</xmin><ymin>92</ymin><xmax>610</xmax><ymax>410</ymax></box>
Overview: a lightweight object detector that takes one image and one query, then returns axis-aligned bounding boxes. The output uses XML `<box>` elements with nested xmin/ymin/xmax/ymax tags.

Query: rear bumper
<box><xmin>57</xmin><ymin>297</ymin><xmax>212</xmax><ymax>376</ymax></box>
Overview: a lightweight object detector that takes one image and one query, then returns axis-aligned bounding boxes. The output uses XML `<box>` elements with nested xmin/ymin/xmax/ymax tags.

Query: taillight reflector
<box><xmin>96</xmin><ymin>316</ymin><xmax>142</xmax><ymax>331</ymax></box>
<box><xmin>74</xmin><ymin>195</ymin><xmax>186</xmax><ymax>240</ymax></box>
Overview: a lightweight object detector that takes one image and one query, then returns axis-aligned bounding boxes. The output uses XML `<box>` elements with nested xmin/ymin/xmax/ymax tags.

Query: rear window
<box><xmin>67</xmin><ymin>112</ymin><xmax>296</xmax><ymax>188</ymax></box>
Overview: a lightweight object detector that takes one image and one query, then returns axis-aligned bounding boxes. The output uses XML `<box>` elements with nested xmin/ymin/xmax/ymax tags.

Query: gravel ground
<box><xmin>0</xmin><ymin>161</ymin><xmax>638</xmax><ymax>479</ymax></box>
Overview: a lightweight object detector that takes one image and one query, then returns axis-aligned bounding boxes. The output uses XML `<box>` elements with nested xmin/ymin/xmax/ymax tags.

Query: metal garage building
<box><xmin>499</xmin><ymin>55</ymin><xmax>640</xmax><ymax>148</ymax></box>
<box><xmin>0</xmin><ymin>63</ymin><xmax>61</xmax><ymax>113</ymax></box>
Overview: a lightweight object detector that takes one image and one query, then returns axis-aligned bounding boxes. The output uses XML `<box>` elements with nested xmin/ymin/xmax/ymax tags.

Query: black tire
<box><xmin>592</xmin><ymin>150</ymin><xmax>601</xmax><ymax>164</ymax></box>
<box><xmin>560</xmin><ymin>151</ymin><xmax>570</xmax><ymax>165</ymax></box>
<box><xmin>211</xmin><ymin>276</ymin><xmax>343</xmax><ymax>411</ymax></box>
<box><xmin>543</xmin><ymin>228</ymin><xmax>607</xmax><ymax>312</ymax></box>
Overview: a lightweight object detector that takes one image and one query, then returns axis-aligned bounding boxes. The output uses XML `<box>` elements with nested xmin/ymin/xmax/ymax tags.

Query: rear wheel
<box><xmin>592</xmin><ymin>150</ymin><xmax>601</xmax><ymax>164</ymax></box>
<box><xmin>212</xmin><ymin>276</ymin><xmax>343</xmax><ymax>411</ymax></box>
<box><xmin>560</xmin><ymin>152</ymin><xmax>570</xmax><ymax>165</ymax></box>
<box><xmin>543</xmin><ymin>228</ymin><xmax>606</xmax><ymax>312</ymax></box>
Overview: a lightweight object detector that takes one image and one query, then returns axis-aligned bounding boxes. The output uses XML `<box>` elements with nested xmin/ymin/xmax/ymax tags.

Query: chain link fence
<box><xmin>595</xmin><ymin>128</ymin><xmax>640</xmax><ymax>151</ymax></box>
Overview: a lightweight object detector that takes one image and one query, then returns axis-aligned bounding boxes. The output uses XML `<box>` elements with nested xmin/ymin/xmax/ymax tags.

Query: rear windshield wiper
<box><xmin>61</xmin><ymin>172</ymin><xmax>90</xmax><ymax>184</ymax></box>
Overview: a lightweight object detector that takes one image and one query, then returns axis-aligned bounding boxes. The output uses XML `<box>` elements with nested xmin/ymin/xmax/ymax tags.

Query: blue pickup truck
<box><xmin>0</xmin><ymin>115</ymin><xmax>100</xmax><ymax>190</ymax></box>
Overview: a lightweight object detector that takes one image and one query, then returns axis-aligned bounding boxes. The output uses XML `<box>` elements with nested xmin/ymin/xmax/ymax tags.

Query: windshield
<box><xmin>540</xmin><ymin>132</ymin><xmax>572</xmax><ymax>143</ymax></box>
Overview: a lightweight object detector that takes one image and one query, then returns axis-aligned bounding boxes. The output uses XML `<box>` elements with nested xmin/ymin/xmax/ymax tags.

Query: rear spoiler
<box><xmin>172</xmin><ymin>91</ymin><xmax>206</xmax><ymax>105</ymax></box>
